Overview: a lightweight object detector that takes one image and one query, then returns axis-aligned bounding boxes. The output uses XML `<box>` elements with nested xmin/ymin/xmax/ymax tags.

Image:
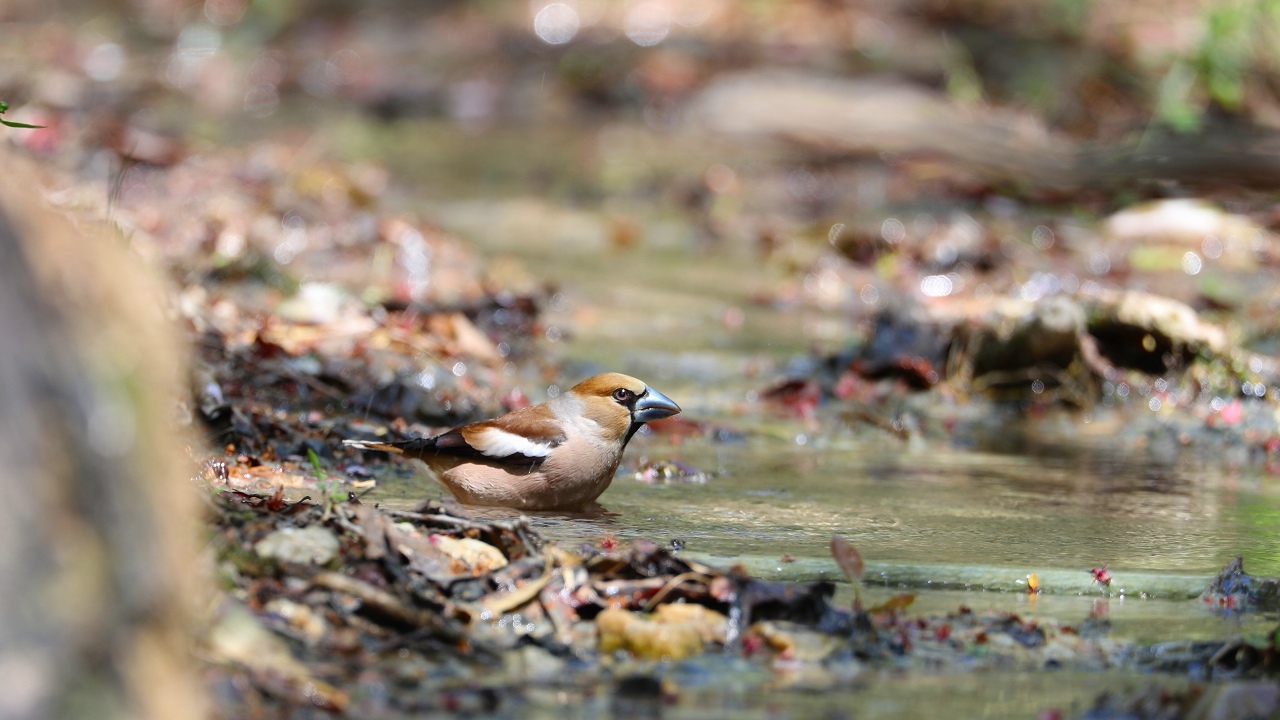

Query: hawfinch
<box><xmin>343</xmin><ymin>373</ymin><xmax>680</xmax><ymax>511</ymax></box>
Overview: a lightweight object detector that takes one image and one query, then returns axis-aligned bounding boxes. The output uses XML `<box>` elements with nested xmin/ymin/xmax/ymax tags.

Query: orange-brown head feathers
<box><xmin>566</xmin><ymin>373</ymin><xmax>680</xmax><ymax>445</ymax></box>
<box><xmin>569</xmin><ymin>372</ymin><xmax>648</xmax><ymax>399</ymax></box>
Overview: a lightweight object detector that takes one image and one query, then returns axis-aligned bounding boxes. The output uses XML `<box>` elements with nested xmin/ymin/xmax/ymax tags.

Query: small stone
<box><xmin>255</xmin><ymin>525</ymin><xmax>340</xmax><ymax>565</ymax></box>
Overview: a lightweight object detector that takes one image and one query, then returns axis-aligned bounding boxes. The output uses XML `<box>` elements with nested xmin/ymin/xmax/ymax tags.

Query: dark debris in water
<box><xmin>819</xmin><ymin>290</ymin><xmax>1262</xmax><ymax>405</ymax></box>
<box><xmin>1126</xmin><ymin>637</ymin><xmax>1280</xmax><ymax>681</ymax></box>
<box><xmin>1200</xmin><ymin>556</ymin><xmax>1280</xmax><ymax>613</ymax></box>
<box><xmin>630</xmin><ymin>459</ymin><xmax>712</xmax><ymax>484</ymax></box>
<box><xmin>771</xmin><ymin>289</ymin><xmax>1280</xmax><ymax>465</ymax></box>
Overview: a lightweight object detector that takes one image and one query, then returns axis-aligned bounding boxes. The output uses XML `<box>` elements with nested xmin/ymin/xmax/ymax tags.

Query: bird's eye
<box><xmin>612</xmin><ymin>388</ymin><xmax>633</xmax><ymax>402</ymax></box>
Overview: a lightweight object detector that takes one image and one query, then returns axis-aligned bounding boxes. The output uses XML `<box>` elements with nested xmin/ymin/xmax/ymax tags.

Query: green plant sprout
<box><xmin>308</xmin><ymin>447</ymin><xmax>347</xmax><ymax>504</ymax></box>
<box><xmin>0</xmin><ymin>101</ymin><xmax>45</xmax><ymax>129</ymax></box>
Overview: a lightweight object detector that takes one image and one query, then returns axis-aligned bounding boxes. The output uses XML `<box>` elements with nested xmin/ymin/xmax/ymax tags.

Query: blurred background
<box><xmin>10</xmin><ymin>1</ymin><xmax>1280</xmax><ymax>718</ymax></box>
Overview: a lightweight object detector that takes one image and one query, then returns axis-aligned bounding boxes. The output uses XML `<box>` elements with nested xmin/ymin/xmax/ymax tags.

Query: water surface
<box><xmin>373</xmin><ymin>434</ymin><xmax>1280</xmax><ymax>583</ymax></box>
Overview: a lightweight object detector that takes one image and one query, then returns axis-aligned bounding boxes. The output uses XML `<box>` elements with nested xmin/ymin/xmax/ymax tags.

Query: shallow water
<box><xmin>357</xmin><ymin>144</ymin><xmax>1280</xmax><ymax>715</ymax></box>
<box><xmin>372</xmin><ymin>433</ymin><xmax>1280</xmax><ymax>585</ymax></box>
<box><xmin>511</xmin><ymin>669</ymin><xmax>1197</xmax><ymax>720</ymax></box>
<box><xmin>371</xmin><ymin>194</ymin><xmax>1280</xmax><ymax>585</ymax></box>
<box><xmin>636</xmin><ymin>671</ymin><xmax>1191</xmax><ymax>720</ymax></box>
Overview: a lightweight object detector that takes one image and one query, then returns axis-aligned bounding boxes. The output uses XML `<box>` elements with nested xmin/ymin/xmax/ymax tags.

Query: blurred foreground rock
<box><xmin>0</xmin><ymin>151</ymin><xmax>204</xmax><ymax>720</ymax></box>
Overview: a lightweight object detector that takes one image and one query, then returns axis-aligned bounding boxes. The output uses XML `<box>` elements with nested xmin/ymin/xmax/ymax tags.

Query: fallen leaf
<box><xmin>868</xmin><ymin>593</ymin><xmax>915</xmax><ymax>614</ymax></box>
<box><xmin>830</xmin><ymin>535</ymin><xmax>863</xmax><ymax>582</ymax></box>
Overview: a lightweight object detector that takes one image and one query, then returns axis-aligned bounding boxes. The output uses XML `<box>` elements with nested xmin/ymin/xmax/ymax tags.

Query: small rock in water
<box><xmin>632</xmin><ymin>460</ymin><xmax>710</xmax><ymax>484</ymax></box>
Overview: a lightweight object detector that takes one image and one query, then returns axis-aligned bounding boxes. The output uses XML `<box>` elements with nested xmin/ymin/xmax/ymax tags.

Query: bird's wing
<box><xmin>348</xmin><ymin>405</ymin><xmax>566</xmax><ymax>468</ymax></box>
<box><xmin>452</xmin><ymin>406</ymin><xmax>566</xmax><ymax>466</ymax></box>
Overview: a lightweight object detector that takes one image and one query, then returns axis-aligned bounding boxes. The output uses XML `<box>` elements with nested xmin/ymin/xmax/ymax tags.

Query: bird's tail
<box><xmin>342</xmin><ymin>438</ymin><xmax>408</xmax><ymax>455</ymax></box>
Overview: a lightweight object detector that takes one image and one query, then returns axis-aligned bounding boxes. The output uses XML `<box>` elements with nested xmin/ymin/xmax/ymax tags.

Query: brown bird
<box><xmin>343</xmin><ymin>373</ymin><xmax>681</xmax><ymax>511</ymax></box>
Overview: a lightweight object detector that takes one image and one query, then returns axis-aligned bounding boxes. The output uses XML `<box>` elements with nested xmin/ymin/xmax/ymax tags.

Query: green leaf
<box><xmin>0</xmin><ymin>118</ymin><xmax>46</xmax><ymax>129</ymax></box>
<box><xmin>1156</xmin><ymin>61</ymin><xmax>1203</xmax><ymax>133</ymax></box>
<box><xmin>0</xmin><ymin>101</ymin><xmax>45</xmax><ymax>128</ymax></box>
<box><xmin>307</xmin><ymin>447</ymin><xmax>326</xmax><ymax>479</ymax></box>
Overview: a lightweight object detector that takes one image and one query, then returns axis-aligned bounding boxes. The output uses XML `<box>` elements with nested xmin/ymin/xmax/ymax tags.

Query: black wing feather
<box><xmin>380</xmin><ymin>429</ymin><xmax>560</xmax><ymax>468</ymax></box>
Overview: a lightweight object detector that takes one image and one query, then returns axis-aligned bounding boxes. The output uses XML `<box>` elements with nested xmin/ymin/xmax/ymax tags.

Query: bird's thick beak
<box><xmin>633</xmin><ymin>387</ymin><xmax>681</xmax><ymax>424</ymax></box>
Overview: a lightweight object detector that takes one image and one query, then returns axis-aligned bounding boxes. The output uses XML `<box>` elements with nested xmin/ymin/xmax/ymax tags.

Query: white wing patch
<box><xmin>470</xmin><ymin>426</ymin><xmax>555</xmax><ymax>459</ymax></box>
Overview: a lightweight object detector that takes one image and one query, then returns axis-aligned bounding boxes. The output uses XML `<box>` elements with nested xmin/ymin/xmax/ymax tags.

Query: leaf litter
<box><xmin>202</xmin><ymin>484</ymin><xmax>1280</xmax><ymax>717</ymax></box>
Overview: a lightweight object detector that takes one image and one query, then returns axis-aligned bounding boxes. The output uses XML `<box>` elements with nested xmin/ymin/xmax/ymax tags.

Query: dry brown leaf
<box><xmin>830</xmin><ymin>535</ymin><xmax>863</xmax><ymax>582</ymax></box>
<box><xmin>868</xmin><ymin>593</ymin><xmax>916</xmax><ymax>614</ymax></box>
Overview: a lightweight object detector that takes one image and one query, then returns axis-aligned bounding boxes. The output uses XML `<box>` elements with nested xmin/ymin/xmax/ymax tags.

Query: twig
<box><xmin>479</xmin><ymin>553</ymin><xmax>555</xmax><ymax>617</ymax></box>
<box><xmin>312</xmin><ymin>572</ymin><xmax>438</xmax><ymax>627</ymax></box>
<box><xmin>641</xmin><ymin>571</ymin><xmax>711</xmax><ymax>612</ymax></box>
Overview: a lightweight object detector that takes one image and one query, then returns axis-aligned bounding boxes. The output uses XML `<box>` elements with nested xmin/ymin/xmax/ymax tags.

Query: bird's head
<box><xmin>569</xmin><ymin>372</ymin><xmax>681</xmax><ymax>446</ymax></box>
